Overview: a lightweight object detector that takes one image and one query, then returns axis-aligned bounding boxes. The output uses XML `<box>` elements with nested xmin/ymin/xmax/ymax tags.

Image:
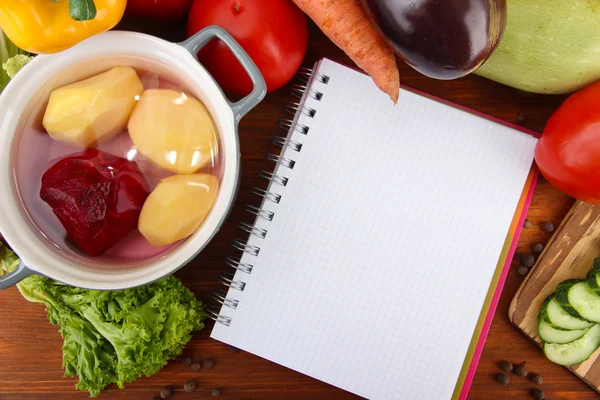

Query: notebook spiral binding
<box><xmin>207</xmin><ymin>66</ymin><xmax>330</xmax><ymax>326</ymax></box>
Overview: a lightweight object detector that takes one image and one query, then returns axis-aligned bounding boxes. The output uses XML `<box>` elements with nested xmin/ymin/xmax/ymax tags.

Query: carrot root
<box><xmin>293</xmin><ymin>0</ymin><xmax>400</xmax><ymax>103</ymax></box>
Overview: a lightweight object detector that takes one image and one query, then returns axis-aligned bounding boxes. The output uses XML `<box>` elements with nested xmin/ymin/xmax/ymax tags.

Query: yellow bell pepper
<box><xmin>0</xmin><ymin>0</ymin><xmax>126</xmax><ymax>54</ymax></box>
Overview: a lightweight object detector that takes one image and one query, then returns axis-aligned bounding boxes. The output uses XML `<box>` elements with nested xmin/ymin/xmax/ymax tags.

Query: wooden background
<box><xmin>0</xmin><ymin>16</ymin><xmax>593</xmax><ymax>400</ymax></box>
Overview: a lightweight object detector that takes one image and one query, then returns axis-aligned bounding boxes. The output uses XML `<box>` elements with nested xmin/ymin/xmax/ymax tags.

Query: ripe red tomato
<box><xmin>187</xmin><ymin>0</ymin><xmax>308</xmax><ymax>96</ymax></box>
<box><xmin>125</xmin><ymin>0</ymin><xmax>194</xmax><ymax>21</ymax></box>
<box><xmin>535</xmin><ymin>81</ymin><xmax>600</xmax><ymax>203</ymax></box>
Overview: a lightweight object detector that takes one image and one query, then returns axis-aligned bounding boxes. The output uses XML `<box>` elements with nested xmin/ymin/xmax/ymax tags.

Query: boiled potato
<box><xmin>139</xmin><ymin>174</ymin><xmax>219</xmax><ymax>248</ymax></box>
<box><xmin>127</xmin><ymin>89</ymin><xmax>218</xmax><ymax>174</ymax></box>
<box><xmin>43</xmin><ymin>66</ymin><xmax>143</xmax><ymax>148</ymax></box>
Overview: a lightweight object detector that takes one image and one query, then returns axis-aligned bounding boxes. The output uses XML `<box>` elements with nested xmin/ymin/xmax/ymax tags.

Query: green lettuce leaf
<box><xmin>0</xmin><ymin>239</ymin><xmax>207</xmax><ymax>397</ymax></box>
<box><xmin>0</xmin><ymin>240</ymin><xmax>20</xmax><ymax>275</ymax></box>
<box><xmin>3</xmin><ymin>54</ymin><xmax>33</xmax><ymax>79</ymax></box>
<box><xmin>0</xmin><ymin>29</ymin><xmax>32</xmax><ymax>92</ymax></box>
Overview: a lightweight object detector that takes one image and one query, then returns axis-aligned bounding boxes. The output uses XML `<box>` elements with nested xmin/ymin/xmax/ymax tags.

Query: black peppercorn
<box><xmin>184</xmin><ymin>380</ymin><xmax>197</xmax><ymax>392</ymax></box>
<box><xmin>160</xmin><ymin>386</ymin><xmax>172</xmax><ymax>399</ymax></box>
<box><xmin>517</xmin><ymin>266</ymin><xmax>529</xmax><ymax>276</ymax></box>
<box><xmin>521</xmin><ymin>253</ymin><xmax>536</xmax><ymax>268</ymax></box>
<box><xmin>531</xmin><ymin>373</ymin><xmax>543</xmax><ymax>385</ymax></box>
<box><xmin>532</xmin><ymin>388</ymin><xmax>545</xmax><ymax>400</ymax></box>
<box><xmin>181</xmin><ymin>355</ymin><xmax>192</xmax><ymax>366</ymax></box>
<box><xmin>514</xmin><ymin>362</ymin><xmax>528</xmax><ymax>377</ymax></box>
<box><xmin>495</xmin><ymin>373</ymin><xmax>509</xmax><ymax>385</ymax></box>
<box><xmin>523</xmin><ymin>219</ymin><xmax>532</xmax><ymax>228</ymax></box>
<box><xmin>212</xmin><ymin>387</ymin><xmax>222</xmax><ymax>397</ymax></box>
<box><xmin>532</xmin><ymin>243</ymin><xmax>544</xmax><ymax>253</ymax></box>
<box><xmin>541</xmin><ymin>222</ymin><xmax>555</xmax><ymax>233</ymax></box>
<box><xmin>229</xmin><ymin>345</ymin><xmax>239</xmax><ymax>353</ymax></box>
<box><xmin>191</xmin><ymin>361</ymin><xmax>202</xmax><ymax>371</ymax></box>
<box><xmin>500</xmin><ymin>360</ymin><xmax>513</xmax><ymax>372</ymax></box>
<box><xmin>517</xmin><ymin>114</ymin><xmax>527</xmax><ymax>126</ymax></box>
<box><xmin>204</xmin><ymin>358</ymin><xmax>215</xmax><ymax>369</ymax></box>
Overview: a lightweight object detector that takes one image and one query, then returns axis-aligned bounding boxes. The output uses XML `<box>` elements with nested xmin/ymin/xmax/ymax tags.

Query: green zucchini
<box><xmin>475</xmin><ymin>0</ymin><xmax>600</xmax><ymax>94</ymax></box>
<box><xmin>544</xmin><ymin>324</ymin><xmax>600</xmax><ymax>366</ymax></box>
<box><xmin>539</xmin><ymin>295</ymin><xmax>594</xmax><ymax>331</ymax></box>
<box><xmin>556</xmin><ymin>280</ymin><xmax>600</xmax><ymax>322</ymax></box>
<box><xmin>538</xmin><ymin>317</ymin><xmax>590</xmax><ymax>344</ymax></box>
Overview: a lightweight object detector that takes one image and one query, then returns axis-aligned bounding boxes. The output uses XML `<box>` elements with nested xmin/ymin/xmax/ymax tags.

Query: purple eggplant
<box><xmin>361</xmin><ymin>0</ymin><xmax>507</xmax><ymax>80</ymax></box>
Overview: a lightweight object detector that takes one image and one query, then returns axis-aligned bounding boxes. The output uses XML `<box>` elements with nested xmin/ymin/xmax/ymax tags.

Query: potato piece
<box><xmin>127</xmin><ymin>89</ymin><xmax>218</xmax><ymax>174</ymax></box>
<box><xmin>43</xmin><ymin>66</ymin><xmax>143</xmax><ymax>149</ymax></box>
<box><xmin>139</xmin><ymin>174</ymin><xmax>219</xmax><ymax>248</ymax></box>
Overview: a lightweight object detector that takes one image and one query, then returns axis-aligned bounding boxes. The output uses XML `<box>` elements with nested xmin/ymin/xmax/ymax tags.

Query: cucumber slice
<box><xmin>556</xmin><ymin>279</ymin><xmax>600</xmax><ymax>322</ymax></box>
<box><xmin>587</xmin><ymin>268</ymin><xmax>600</xmax><ymax>296</ymax></box>
<box><xmin>540</xmin><ymin>295</ymin><xmax>594</xmax><ymax>330</ymax></box>
<box><xmin>544</xmin><ymin>324</ymin><xmax>600</xmax><ymax>366</ymax></box>
<box><xmin>538</xmin><ymin>317</ymin><xmax>589</xmax><ymax>344</ymax></box>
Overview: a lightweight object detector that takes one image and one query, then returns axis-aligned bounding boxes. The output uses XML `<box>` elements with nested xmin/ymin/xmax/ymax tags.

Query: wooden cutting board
<box><xmin>510</xmin><ymin>200</ymin><xmax>600</xmax><ymax>392</ymax></box>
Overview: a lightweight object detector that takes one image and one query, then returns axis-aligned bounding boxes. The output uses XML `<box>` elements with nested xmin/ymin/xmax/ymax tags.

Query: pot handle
<box><xmin>0</xmin><ymin>261</ymin><xmax>35</xmax><ymax>290</ymax></box>
<box><xmin>179</xmin><ymin>25</ymin><xmax>267</xmax><ymax>122</ymax></box>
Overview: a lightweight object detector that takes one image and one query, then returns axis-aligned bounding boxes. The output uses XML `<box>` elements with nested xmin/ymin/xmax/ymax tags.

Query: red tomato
<box><xmin>125</xmin><ymin>0</ymin><xmax>194</xmax><ymax>21</ymax></box>
<box><xmin>535</xmin><ymin>81</ymin><xmax>600</xmax><ymax>203</ymax></box>
<box><xmin>187</xmin><ymin>0</ymin><xmax>308</xmax><ymax>96</ymax></box>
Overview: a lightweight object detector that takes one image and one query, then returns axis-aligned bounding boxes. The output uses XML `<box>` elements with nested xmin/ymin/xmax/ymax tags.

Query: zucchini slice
<box><xmin>556</xmin><ymin>279</ymin><xmax>600</xmax><ymax>322</ymax></box>
<box><xmin>544</xmin><ymin>324</ymin><xmax>600</xmax><ymax>366</ymax></box>
<box><xmin>540</xmin><ymin>295</ymin><xmax>594</xmax><ymax>330</ymax></box>
<box><xmin>538</xmin><ymin>317</ymin><xmax>590</xmax><ymax>344</ymax></box>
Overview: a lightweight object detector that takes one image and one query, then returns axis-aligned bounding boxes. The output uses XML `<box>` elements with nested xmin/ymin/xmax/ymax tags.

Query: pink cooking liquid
<box><xmin>14</xmin><ymin>68</ymin><xmax>222</xmax><ymax>263</ymax></box>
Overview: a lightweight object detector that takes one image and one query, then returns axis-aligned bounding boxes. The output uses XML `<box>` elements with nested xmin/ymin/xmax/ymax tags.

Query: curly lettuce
<box><xmin>0</xmin><ymin>29</ymin><xmax>33</xmax><ymax>92</ymax></box>
<box><xmin>0</xmin><ymin>240</ymin><xmax>207</xmax><ymax>397</ymax></box>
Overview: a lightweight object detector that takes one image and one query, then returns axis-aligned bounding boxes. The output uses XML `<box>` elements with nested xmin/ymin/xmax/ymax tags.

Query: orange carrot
<box><xmin>293</xmin><ymin>0</ymin><xmax>399</xmax><ymax>103</ymax></box>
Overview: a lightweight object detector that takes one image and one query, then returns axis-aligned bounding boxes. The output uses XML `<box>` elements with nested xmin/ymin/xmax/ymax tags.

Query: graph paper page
<box><xmin>212</xmin><ymin>59</ymin><xmax>538</xmax><ymax>399</ymax></box>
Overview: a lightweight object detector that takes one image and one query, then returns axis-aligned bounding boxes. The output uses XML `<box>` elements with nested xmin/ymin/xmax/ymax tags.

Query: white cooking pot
<box><xmin>0</xmin><ymin>26</ymin><xmax>266</xmax><ymax>290</ymax></box>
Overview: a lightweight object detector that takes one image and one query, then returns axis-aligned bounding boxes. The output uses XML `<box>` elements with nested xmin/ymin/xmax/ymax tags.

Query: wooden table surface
<box><xmin>0</xmin><ymin>16</ymin><xmax>594</xmax><ymax>400</ymax></box>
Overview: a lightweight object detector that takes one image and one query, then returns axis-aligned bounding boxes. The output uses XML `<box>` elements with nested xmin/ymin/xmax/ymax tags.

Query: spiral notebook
<box><xmin>210</xmin><ymin>58</ymin><xmax>539</xmax><ymax>400</ymax></box>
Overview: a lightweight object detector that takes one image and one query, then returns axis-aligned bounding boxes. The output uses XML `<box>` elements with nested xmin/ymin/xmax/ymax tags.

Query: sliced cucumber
<box><xmin>587</xmin><ymin>268</ymin><xmax>600</xmax><ymax>296</ymax></box>
<box><xmin>541</xmin><ymin>295</ymin><xmax>595</xmax><ymax>330</ymax></box>
<box><xmin>544</xmin><ymin>324</ymin><xmax>600</xmax><ymax>366</ymax></box>
<box><xmin>538</xmin><ymin>317</ymin><xmax>590</xmax><ymax>344</ymax></box>
<box><xmin>556</xmin><ymin>279</ymin><xmax>600</xmax><ymax>322</ymax></box>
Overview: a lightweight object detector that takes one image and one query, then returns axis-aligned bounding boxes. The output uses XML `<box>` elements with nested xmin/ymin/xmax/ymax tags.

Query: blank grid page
<box><xmin>212</xmin><ymin>59</ymin><xmax>537</xmax><ymax>399</ymax></box>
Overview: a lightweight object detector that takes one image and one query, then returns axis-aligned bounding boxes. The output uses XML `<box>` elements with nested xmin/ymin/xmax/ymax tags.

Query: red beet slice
<box><xmin>40</xmin><ymin>149</ymin><xmax>149</xmax><ymax>256</ymax></box>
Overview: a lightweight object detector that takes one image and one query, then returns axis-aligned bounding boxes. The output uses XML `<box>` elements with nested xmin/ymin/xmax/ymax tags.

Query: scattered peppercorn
<box><xmin>500</xmin><ymin>360</ymin><xmax>513</xmax><ymax>372</ymax></box>
<box><xmin>514</xmin><ymin>362</ymin><xmax>528</xmax><ymax>377</ymax></box>
<box><xmin>523</xmin><ymin>219</ymin><xmax>532</xmax><ymax>228</ymax></box>
<box><xmin>521</xmin><ymin>253</ymin><xmax>536</xmax><ymax>267</ymax></box>
<box><xmin>531</xmin><ymin>373</ymin><xmax>543</xmax><ymax>385</ymax></box>
<box><xmin>517</xmin><ymin>266</ymin><xmax>530</xmax><ymax>276</ymax></box>
<box><xmin>495</xmin><ymin>373</ymin><xmax>509</xmax><ymax>385</ymax></box>
<box><xmin>191</xmin><ymin>361</ymin><xmax>202</xmax><ymax>372</ymax></box>
<box><xmin>212</xmin><ymin>387</ymin><xmax>222</xmax><ymax>397</ymax></box>
<box><xmin>532</xmin><ymin>243</ymin><xmax>544</xmax><ymax>253</ymax></box>
<box><xmin>160</xmin><ymin>386</ymin><xmax>172</xmax><ymax>399</ymax></box>
<box><xmin>182</xmin><ymin>355</ymin><xmax>192</xmax><ymax>366</ymax></box>
<box><xmin>204</xmin><ymin>358</ymin><xmax>215</xmax><ymax>369</ymax></box>
<box><xmin>184</xmin><ymin>380</ymin><xmax>197</xmax><ymax>392</ymax></box>
<box><xmin>229</xmin><ymin>345</ymin><xmax>239</xmax><ymax>353</ymax></box>
<box><xmin>517</xmin><ymin>113</ymin><xmax>527</xmax><ymax>126</ymax></box>
<box><xmin>532</xmin><ymin>388</ymin><xmax>545</xmax><ymax>400</ymax></box>
<box><xmin>541</xmin><ymin>221</ymin><xmax>555</xmax><ymax>233</ymax></box>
